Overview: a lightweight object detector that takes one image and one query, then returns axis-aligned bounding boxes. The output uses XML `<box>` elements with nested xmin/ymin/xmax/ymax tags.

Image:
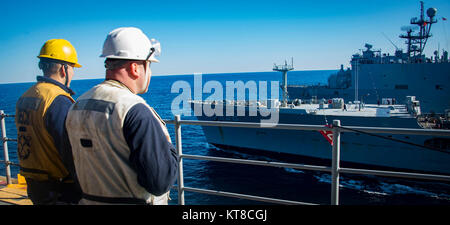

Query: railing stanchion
<box><xmin>331</xmin><ymin>120</ymin><xmax>341</xmax><ymax>205</ymax></box>
<box><xmin>175</xmin><ymin>115</ymin><xmax>185</xmax><ymax>205</ymax></box>
<box><xmin>1</xmin><ymin>110</ymin><xmax>12</xmax><ymax>185</ymax></box>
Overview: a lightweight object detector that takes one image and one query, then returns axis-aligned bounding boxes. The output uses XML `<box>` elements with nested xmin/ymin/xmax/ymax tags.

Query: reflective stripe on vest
<box><xmin>15</xmin><ymin>82</ymin><xmax>74</xmax><ymax>181</ymax></box>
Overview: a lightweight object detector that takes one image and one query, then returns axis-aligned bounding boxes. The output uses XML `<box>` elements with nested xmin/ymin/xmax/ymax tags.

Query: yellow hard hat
<box><xmin>37</xmin><ymin>39</ymin><xmax>82</xmax><ymax>68</ymax></box>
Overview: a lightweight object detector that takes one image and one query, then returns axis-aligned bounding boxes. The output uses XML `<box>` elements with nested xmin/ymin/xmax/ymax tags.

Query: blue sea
<box><xmin>1</xmin><ymin>70</ymin><xmax>450</xmax><ymax>205</ymax></box>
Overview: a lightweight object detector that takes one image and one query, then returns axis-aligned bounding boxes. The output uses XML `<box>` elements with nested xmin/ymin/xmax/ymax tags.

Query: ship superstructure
<box><xmin>287</xmin><ymin>1</ymin><xmax>450</xmax><ymax>114</ymax></box>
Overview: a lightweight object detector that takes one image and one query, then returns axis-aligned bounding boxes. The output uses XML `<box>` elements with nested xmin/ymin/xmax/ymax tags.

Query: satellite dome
<box><xmin>427</xmin><ymin>8</ymin><xmax>437</xmax><ymax>18</ymax></box>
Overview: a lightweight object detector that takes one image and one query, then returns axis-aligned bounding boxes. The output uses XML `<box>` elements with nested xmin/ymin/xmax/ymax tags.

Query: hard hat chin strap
<box><xmin>142</xmin><ymin>47</ymin><xmax>154</xmax><ymax>90</ymax></box>
<box><xmin>136</xmin><ymin>60</ymin><xmax>151</xmax><ymax>94</ymax></box>
<box><xmin>144</xmin><ymin>61</ymin><xmax>151</xmax><ymax>91</ymax></box>
<box><xmin>63</xmin><ymin>64</ymin><xmax>69</xmax><ymax>88</ymax></box>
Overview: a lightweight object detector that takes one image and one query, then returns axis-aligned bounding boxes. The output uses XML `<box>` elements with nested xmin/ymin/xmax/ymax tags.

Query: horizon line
<box><xmin>0</xmin><ymin>68</ymin><xmax>338</xmax><ymax>85</ymax></box>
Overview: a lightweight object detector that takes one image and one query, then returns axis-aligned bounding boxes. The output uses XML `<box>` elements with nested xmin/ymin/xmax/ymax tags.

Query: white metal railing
<box><xmin>1</xmin><ymin>110</ymin><xmax>15</xmax><ymax>185</ymax></box>
<box><xmin>167</xmin><ymin>115</ymin><xmax>450</xmax><ymax>205</ymax></box>
<box><xmin>2</xmin><ymin>110</ymin><xmax>450</xmax><ymax>205</ymax></box>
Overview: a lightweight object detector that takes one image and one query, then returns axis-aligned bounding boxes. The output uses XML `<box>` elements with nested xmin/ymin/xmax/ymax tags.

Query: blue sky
<box><xmin>0</xmin><ymin>0</ymin><xmax>449</xmax><ymax>83</ymax></box>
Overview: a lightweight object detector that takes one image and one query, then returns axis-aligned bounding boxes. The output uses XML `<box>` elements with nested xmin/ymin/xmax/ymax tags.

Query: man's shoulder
<box><xmin>125</xmin><ymin>103</ymin><xmax>152</xmax><ymax>120</ymax></box>
<box><xmin>36</xmin><ymin>81</ymin><xmax>69</xmax><ymax>95</ymax></box>
<box><xmin>52</xmin><ymin>95</ymin><xmax>74</xmax><ymax>106</ymax></box>
<box><xmin>124</xmin><ymin>103</ymin><xmax>168</xmax><ymax>130</ymax></box>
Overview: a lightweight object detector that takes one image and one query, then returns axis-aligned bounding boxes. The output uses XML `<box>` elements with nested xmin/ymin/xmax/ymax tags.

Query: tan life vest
<box><xmin>15</xmin><ymin>82</ymin><xmax>75</xmax><ymax>181</ymax></box>
<box><xmin>65</xmin><ymin>80</ymin><xmax>170</xmax><ymax>204</ymax></box>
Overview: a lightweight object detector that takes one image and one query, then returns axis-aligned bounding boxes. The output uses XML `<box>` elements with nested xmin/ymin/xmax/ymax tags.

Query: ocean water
<box><xmin>1</xmin><ymin>70</ymin><xmax>450</xmax><ymax>205</ymax></box>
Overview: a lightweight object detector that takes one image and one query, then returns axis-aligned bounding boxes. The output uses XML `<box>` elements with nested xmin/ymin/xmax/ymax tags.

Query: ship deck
<box><xmin>193</xmin><ymin>100</ymin><xmax>412</xmax><ymax>118</ymax></box>
<box><xmin>0</xmin><ymin>176</ymin><xmax>31</xmax><ymax>205</ymax></box>
<box><xmin>285</xmin><ymin>103</ymin><xmax>410</xmax><ymax>117</ymax></box>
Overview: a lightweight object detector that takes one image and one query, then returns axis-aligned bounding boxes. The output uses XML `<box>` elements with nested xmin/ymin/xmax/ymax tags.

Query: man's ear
<box><xmin>128</xmin><ymin>62</ymin><xmax>140</xmax><ymax>80</ymax></box>
<box><xmin>60</xmin><ymin>64</ymin><xmax>67</xmax><ymax>78</ymax></box>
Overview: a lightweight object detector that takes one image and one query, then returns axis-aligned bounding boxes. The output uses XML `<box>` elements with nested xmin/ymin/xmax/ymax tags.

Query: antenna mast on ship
<box><xmin>273</xmin><ymin>57</ymin><xmax>294</xmax><ymax>107</ymax></box>
<box><xmin>399</xmin><ymin>1</ymin><xmax>437</xmax><ymax>62</ymax></box>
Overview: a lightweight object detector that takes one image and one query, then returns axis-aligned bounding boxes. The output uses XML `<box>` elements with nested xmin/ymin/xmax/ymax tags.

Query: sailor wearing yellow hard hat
<box><xmin>15</xmin><ymin>39</ymin><xmax>82</xmax><ymax>204</ymax></box>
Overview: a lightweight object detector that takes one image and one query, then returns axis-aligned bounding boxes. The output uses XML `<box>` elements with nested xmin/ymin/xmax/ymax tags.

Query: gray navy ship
<box><xmin>287</xmin><ymin>1</ymin><xmax>450</xmax><ymax>115</ymax></box>
<box><xmin>190</xmin><ymin>2</ymin><xmax>450</xmax><ymax>175</ymax></box>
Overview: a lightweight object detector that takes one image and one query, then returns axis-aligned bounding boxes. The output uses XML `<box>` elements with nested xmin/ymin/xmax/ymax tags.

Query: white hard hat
<box><xmin>100</xmin><ymin>27</ymin><xmax>161</xmax><ymax>63</ymax></box>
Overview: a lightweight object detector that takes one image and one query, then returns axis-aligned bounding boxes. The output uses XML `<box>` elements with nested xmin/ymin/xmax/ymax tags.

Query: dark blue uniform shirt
<box><xmin>124</xmin><ymin>103</ymin><xmax>179</xmax><ymax>196</ymax></box>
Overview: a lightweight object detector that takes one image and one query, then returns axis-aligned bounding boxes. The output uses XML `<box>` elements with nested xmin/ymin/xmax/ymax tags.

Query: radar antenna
<box><xmin>399</xmin><ymin>1</ymin><xmax>438</xmax><ymax>61</ymax></box>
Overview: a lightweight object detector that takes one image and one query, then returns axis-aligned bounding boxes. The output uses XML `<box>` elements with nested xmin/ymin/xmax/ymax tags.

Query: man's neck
<box><xmin>46</xmin><ymin>74</ymin><xmax>65</xmax><ymax>86</ymax></box>
<box><xmin>105</xmin><ymin>74</ymin><xmax>137</xmax><ymax>94</ymax></box>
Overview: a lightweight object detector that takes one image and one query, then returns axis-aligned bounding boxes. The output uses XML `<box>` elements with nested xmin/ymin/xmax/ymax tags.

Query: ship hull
<box><xmin>192</xmin><ymin>102</ymin><xmax>450</xmax><ymax>175</ymax></box>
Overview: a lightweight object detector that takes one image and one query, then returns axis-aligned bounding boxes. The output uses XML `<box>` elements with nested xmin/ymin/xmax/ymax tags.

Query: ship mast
<box><xmin>273</xmin><ymin>58</ymin><xmax>294</xmax><ymax>107</ymax></box>
<box><xmin>399</xmin><ymin>1</ymin><xmax>437</xmax><ymax>62</ymax></box>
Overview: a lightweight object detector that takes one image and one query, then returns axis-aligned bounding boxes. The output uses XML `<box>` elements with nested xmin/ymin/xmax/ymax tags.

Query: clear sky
<box><xmin>0</xmin><ymin>0</ymin><xmax>449</xmax><ymax>83</ymax></box>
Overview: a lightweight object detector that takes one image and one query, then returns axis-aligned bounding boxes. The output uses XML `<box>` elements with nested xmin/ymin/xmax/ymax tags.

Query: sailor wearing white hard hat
<box><xmin>65</xmin><ymin>27</ymin><xmax>177</xmax><ymax>205</ymax></box>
